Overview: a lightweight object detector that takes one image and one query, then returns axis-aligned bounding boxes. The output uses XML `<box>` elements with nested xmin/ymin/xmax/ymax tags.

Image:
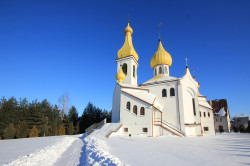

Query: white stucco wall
<box><xmin>200</xmin><ymin>106</ymin><xmax>216</xmax><ymax>136</ymax></box>
<box><xmin>142</xmin><ymin>82</ymin><xmax>180</xmax><ymax>130</ymax></box>
<box><xmin>119</xmin><ymin>92</ymin><xmax>153</xmax><ymax>137</ymax></box>
<box><xmin>112</xmin><ymin>84</ymin><xmax>121</xmax><ymax>123</ymax></box>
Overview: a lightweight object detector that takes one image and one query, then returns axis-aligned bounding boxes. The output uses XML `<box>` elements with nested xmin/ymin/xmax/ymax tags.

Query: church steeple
<box><xmin>117</xmin><ymin>23</ymin><xmax>139</xmax><ymax>61</ymax></box>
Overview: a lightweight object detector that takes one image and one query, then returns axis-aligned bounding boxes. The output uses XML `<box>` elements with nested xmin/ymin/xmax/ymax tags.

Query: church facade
<box><xmin>111</xmin><ymin>23</ymin><xmax>215</xmax><ymax>137</ymax></box>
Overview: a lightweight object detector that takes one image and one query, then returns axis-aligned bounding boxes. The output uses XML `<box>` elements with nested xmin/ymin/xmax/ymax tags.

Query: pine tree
<box><xmin>40</xmin><ymin>124</ymin><xmax>49</xmax><ymax>137</ymax></box>
<box><xmin>67</xmin><ymin>122</ymin><xmax>74</xmax><ymax>135</ymax></box>
<box><xmin>16</xmin><ymin>121</ymin><xmax>28</xmax><ymax>138</ymax></box>
<box><xmin>4</xmin><ymin>123</ymin><xmax>16</xmax><ymax>139</ymax></box>
<box><xmin>58</xmin><ymin>125</ymin><xmax>66</xmax><ymax>135</ymax></box>
<box><xmin>68</xmin><ymin>106</ymin><xmax>78</xmax><ymax>126</ymax></box>
<box><xmin>51</xmin><ymin>122</ymin><xmax>58</xmax><ymax>136</ymax></box>
<box><xmin>29</xmin><ymin>125</ymin><xmax>39</xmax><ymax>137</ymax></box>
<box><xmin>75</xmin><ymin>122</ymin><xmax>80</xmax><ymax>134</ymax></box>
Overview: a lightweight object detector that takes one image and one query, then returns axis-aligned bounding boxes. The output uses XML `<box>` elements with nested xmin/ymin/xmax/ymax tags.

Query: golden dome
<box><xmin>117</xmin><ymin>23</ymin><xmax>139</xmax><ymax>61</ymax></box>
<box><xmin>150</xmin><ymin>40</ymin><xmax>172</xmax><ymax>69</ymax></box>
<box><xmin>116</xmin><ymin>67</ymin><xmax>125</xmax><ymax>84</ymax></box>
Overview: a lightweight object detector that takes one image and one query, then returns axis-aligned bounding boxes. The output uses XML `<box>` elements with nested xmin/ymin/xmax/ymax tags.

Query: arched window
<box><xmin>154</xmin><ymin>68</ymin><xmax>157</xmax><ymax>76</ymax></box>
<box><xmin>159</xmin><ymin>67</ymin><xmax>162</xmax><ymax>74</ymax></box>
<box><xmin>200</xmin><ymin>111</ymin><xmax>201</xmax><ymax>117</ymax></box>
<box><xmin>126</xmin><ymin>102</ymin><xmax>130</xmax><ymax>110</ymax></box>
<box><xmin>204</xmin><ymin>112</ymin><xmax>206</xmax><ymax>117</ymax></box>
<box><xmin>170</xmin><ymin>88</ymin><xmax>175</xmax><ymax>96</ymax></box>
<box><xmin>162</xmin><ymin>89</ymin><xmax>167</xmax><ymax>97</ymax></box>
<box><xmin>133</xmin><ymin>106</ymin><xmax>137</xmax><ymax>115</ymax></box>
<box><xmin>122</xmin><ymin>63</ymin><xmax>127</xmax><ymax>75</ymax></box>
<box><xmin>140</xmin><ymin>107</ymin><xmax>145</xmax><ymax>115</ymax></box>
<box><xmin>208</xmin><ymin>112</ymin><xmax>210</xmax><ymax>117</ymax></box>
<box><xmin>133</xmin><ymin>65</ymin><xmax>136</xmax><ymax>78</ymax></box>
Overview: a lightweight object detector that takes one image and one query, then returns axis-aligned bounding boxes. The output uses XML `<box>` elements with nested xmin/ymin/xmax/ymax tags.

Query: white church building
<box><xmin>111</xmin><ymin>22</ymin><xmax>215</xmax><ymax>137</ymax></box>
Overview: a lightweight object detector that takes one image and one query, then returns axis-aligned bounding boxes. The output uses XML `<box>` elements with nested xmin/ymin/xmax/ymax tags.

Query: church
<box><xmin>111</xmin><ymin>22</ymin><xmax>215</xmax><ymax>137</ymax></box>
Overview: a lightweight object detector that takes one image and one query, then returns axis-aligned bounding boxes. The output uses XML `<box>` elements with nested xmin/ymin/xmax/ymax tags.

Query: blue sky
<box><xmin>0</xmin><ymin>0</ymin><xmax>249</xmax><ymax>117</ymax></box>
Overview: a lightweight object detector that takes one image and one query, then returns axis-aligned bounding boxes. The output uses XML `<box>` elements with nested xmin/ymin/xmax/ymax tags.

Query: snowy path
<box><xmin>2</xmin><ymin>136</ymin><xmax>77</xmax><ymax>166</ymax></box>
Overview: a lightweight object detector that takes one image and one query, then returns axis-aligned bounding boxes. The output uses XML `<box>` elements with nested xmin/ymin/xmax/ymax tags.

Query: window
<box><xmin>165</xmin><ymin>66</ymin><xmax>167</xmax><ymax>74</ymax></box>
<box><xmin>204</xmin><ymin>127</ymin><xmax>209</xmax><ymax>131</ymax></box>
<box><xmin>142</xmin><ymin>128</ymin><xmax>148</xmax><ymax>133</ymax></box>
<box><xmin>162</xmin><ymin>89</ymin><xmax>167</xmax><ymax>97</ymax></box>
<box><xmin>220</xmin><ymin>118</ymin><xmax>222</xmax><ymax>122</ymax></box>
<box><xmin>199</xmin><ymin>111</ymin><xmax>201</xmax><ymax>117</ymax></box>
<box><xmin>126</xmin><ymin>102</ymin><xmax>130</xmax><ymax>111</ymax></box>
<box><xmin>170</xmin><ymin>88</ymin><xmax>175</xmax><ymax>96</ymax></box>
<box><xmin>140</xmin><ymin>107</ymin><xmax>145</xmax><ymax>115</ymax></box>
<box><xmin>208</xmin><ymin>112</ymin><xmax>210</xmax><ymax>117</ymax></box>
<box><xmin>192</xmin><ymin>98</ymin><xmax>196</xmax><ymax>116</ymax></box>
<box><xmin>133</xmin><ymin>65</ymin><xmax>135</xmax><ymax>78</ymax></box>
<box><xmin>122</xmin><ymin>63</ymin><xmax>127</xmax><ymax>75</ymax></box>
<box><xmin>124</xmin><ymin>128</ymin><xmax>128</xmax><ymax>132</ymax></box>
<box><xmin>159</xmin><ymin>67</ymin><xmax>162</xmax><ymax>74</ymax></box>
<box><xmin>133</xmin><ymin>105</ymin><xmax>137</xmax><ymax>115</ymax></box>
<box><xmin>155</xmin><ymin>68</ymin><xmax>157</xmax><ymax>76</ymax></box>
<box><xmin>204</xmin><ymin>112</ymin><xmax>206</xmax><ymax>117</ymax></box>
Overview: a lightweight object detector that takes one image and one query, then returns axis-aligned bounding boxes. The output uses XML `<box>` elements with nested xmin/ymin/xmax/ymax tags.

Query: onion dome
<box><xmin>116</xmin><ymin>67</ymin><xmax>125</xmax><ymax>84</ymax></box>
<box><xmin>117</xmin><ymin>23</ymin><xmax>139</xmax><ymax>61</ymax></box>
<box><xmin>150</xmin><ymin>40</ymin><xmax>172</xmax><ymax>69</ymax></box>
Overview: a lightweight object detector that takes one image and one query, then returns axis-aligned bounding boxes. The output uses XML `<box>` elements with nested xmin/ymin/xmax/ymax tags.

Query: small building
<box><xmin>232</xmin><ymin>114</ymin><xmax>249</xmax><ymax>129</ymax></box>
<box><xmin>209</xmin><ymin>99</ymin><xmax>231</xmax><ymax>132</ymax></box>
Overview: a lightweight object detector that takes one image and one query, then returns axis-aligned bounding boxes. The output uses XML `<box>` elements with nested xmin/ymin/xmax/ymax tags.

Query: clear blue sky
<box><xmin>0</xmin><ymin>0</ymin><xmax>249</xmax><ymax>117</ymax></box>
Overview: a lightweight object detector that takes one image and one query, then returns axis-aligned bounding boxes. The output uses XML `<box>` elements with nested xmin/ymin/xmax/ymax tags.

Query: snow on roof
<box><xmin>121</xmin><ymin>88</ymin><xmax>156</xmax><ymax>105</ymax></box>
<box><xmin>235</xmin><ymin>114</ymin><xmax>248</xmax><ymax>118</ymax></box>
<box><xmin>199</xmin><ymin>100</ymin><xmax>212</xmax><ymax>109</ymax></box>
<box><xmin>140</xmin><ymin>74</ymin><xmax>178</xmax><ymax>85</ymax></box>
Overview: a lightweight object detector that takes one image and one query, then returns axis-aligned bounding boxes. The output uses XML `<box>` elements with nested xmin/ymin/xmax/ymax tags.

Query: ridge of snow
<box><xmin>84</xmin><ymin>135</ymin><xmax>124</xmax><ymax>166</ymax></box>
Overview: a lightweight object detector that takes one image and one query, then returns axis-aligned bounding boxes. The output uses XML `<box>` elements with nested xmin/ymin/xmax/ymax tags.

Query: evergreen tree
<box><xmin>68</xmin><ymin>106</ymin><xmax>78</xmax><ymax>126</ymax></box>
<box><xmin>75</xmin><ymin>122</ymin><xmax>80</xmax><ymax>134</ymax></box>
<box><xmin>51</xmin><ymin>122</ymin><xmax>58</xmax><ymax>136</ymax></box>
<box><xmin>29</xmin><ymin>125</ymin><xmax>39</xmax><ymax>137</ymax></box>
<box><xmin>67</xmin><ymin>122</ymin><xmax>74</xmax><ymax>135</ymax></box>
<box><xmin>239</xmin><ymin>124</ymin><xmax>246</xmax><ymax>133</ymax></box>
<box><xmin>58</xmin><ymin>125</ymin><xmax>66</xmax><ymax>135</ymax></box>
<box><xmin>4</xmin><ymin>123</ymin><xmax>16</xmax><ymax>139</ymax></box>
<box><xmin>246</xmin><ymin>120</ymin><xmax>250</xmax><ymax>133</ymax></box>
<box><xmin>16</xmin><ymin>121</ymin><xmax>28</xmax><ymax>138</ymax></box>
<box><xmin>40</xmin><ymin>124</ymin><xmax>49</xmax><ymax>137</ymax></box>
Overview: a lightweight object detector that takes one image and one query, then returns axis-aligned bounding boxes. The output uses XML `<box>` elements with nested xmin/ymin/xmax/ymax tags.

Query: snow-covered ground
<box><xmin>0</xmin><ymin>126</ymin><xmax>250</xmax><ymax>166</ymax></box>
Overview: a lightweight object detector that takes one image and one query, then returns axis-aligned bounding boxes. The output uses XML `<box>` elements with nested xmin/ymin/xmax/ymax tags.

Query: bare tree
<box><xmin>59</xmin><ymin>94</ymin><xmax>68</xmax><ymax>121</ymax></box>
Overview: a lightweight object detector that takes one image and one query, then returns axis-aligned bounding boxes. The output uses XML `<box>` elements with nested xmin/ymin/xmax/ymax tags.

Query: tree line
<box><xmin>0</xmin><ymin>97</ymin><xmax>111</xmax><ymax>139</ymax></box>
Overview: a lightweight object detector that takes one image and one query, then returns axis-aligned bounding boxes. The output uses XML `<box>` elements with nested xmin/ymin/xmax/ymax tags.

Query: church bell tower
<box><xmin>116</xmin><ymin>22</ymin><xmax>139</xmax><ymax>85</ymax></box>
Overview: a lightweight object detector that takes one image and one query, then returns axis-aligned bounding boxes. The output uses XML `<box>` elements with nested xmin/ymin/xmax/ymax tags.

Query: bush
<box><xmin>4</xmin><ymin>123</ymin><xmax>16</xmax><ymax>139</ymax></box>
<box><xmin>58</xmin><ymin>125</ymin><xmax>66</xmax><ymax>135</ymax></box>
<box><xmin>16</xmin><ymin>121</ymin><xmax>28</xmax><ymax>138</ymax></box>
<box><xmin>219</xmin><ymin>125</ymin><xmax>224</xmax><ymax>133</ymax></box>
<box><xmin>29</xmin><ymin>125</ymin><xmax>39</xmax><ymax>137</ymax></box>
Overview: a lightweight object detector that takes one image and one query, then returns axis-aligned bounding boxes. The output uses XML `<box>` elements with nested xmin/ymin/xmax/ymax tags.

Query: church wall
<box><xmin>112</xmin><ymin>85</ymin><xmax>121</xmax><ymax>123</ymax></box>
<box><xmin>144</xmin><ymin>82</ymin><xmax>180</xmax><ymax>130</ymax></box>
<box><xmin>200</xmin><ymin>106</ymin><xmax>216</xmax><ymax>136</ymax></box>
<box><xmin>119</xmin><ymin>92</ymin><xmax>153</xmax><ymax>137</ymax></box>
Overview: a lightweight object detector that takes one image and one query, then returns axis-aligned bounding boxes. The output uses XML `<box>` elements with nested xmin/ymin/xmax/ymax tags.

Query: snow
<box><xmin>121</xmin><ymin>89</ymin><xmax>156</xmax><ymax>105</ymax></box>
<box><xmin>217</xmin><ymin>107</ymin><xmax>226</xmax><ymax>116</ymax></box>
<box><xmin>1</xmin><ymin>130</ymin><xmax>250</xmax><ymax>166</ymax></box>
